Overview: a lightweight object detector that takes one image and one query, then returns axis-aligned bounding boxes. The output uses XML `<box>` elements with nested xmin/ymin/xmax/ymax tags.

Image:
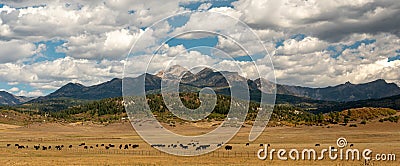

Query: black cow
<box><xmin>105</xmin><ymin>146</ymin><xmax>110</xmax><ymax>150</ymax></box>
<box><xmin>79</xmin><ymin>143</ymin><xmax>85</xmax><ymax>146</ymax></box>
<box><xmin>132</xmin><ymin>144</ymin><xmax>139</xmax><ymax>149</ymax></box>
<box><xmin>101</xmin><ymin>144</ymin><xmax>105</xmax><ymax>146</ymax></box>
<box><xmin>124</xmin><ymin>144</ymin><xmax>129</xmax><ymax>149</ymax></box>
<box><xmin>96</xmin><ymin>144</ymin><xmax>99</xmax><ymax>147</ymax></box>
<box><xmin>225</xmin><ymin>145</ymin><xmax>232</xmax><ymax>150</ymax></box>
<box><xmin>259</xmin><ymin>144</ymin><xmax>263</xmax><ymax>147</ymax></box>
<box><xmin>315</xmin><ymin>144</ymin><xmax>320</xmax><ymax>146</ymax></box>
<box><xmin>109</xmin><ymin>144</ymin><xmax>115</xmax><ymax>148</ymax></box>
<box><xmin>350</xmin><ymin>144</ymin><xmax>354</xmax><ymax>147</ymax></box>
<box><xmin>42</xmin><ymin>146</ymin><xmax>47</xmax><ymax>150</ymax></box>
<box><xmin>245</xmin><ymin>143</ymin><xmax>250</xmax><ymax>146</ymax></box>
<box><xmin>69</xmin><ymin>145</ymin><xmax>73</xmax><ymax>148</ymax></box>
<box><xmin>6</xmin><ymin>144</ymin><xmax>11</xmax><ymax>147</ymax></box>
<box><xmin>18</xmin><ymin>145</ymin><xmax>25</xmax><ymax>149</ymax></box>
<box><xmin>84</xmin><ymin>146</ymin><xmax>88</xmax><ymax>149</ymax></box>
<box><xmin>119</xmin><ymin>144</ymin><xmax>123</xmax><ymax>149</ymax></box>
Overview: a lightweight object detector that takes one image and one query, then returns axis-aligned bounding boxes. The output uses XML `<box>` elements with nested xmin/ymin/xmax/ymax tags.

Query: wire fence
<box><xmin>64</xmin><ymin>148</ymin><xmax>258</xmax><ymax>158</ymax></box>
<box><xmin>2</xmin><ymin>147</ymin><xmax>258</xmax><ymax>158</ymax></box>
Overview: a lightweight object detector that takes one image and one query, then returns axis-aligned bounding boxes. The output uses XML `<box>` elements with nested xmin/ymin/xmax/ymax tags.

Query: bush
<box><xmin>349</xmin><ymin>124</ymin><xmax>357</xmax><ymax>127</ymax></box>
<box><xmin>360</xmin><ymin>120</ymin><xmax>367</xmax><ymax>125</ymax></box>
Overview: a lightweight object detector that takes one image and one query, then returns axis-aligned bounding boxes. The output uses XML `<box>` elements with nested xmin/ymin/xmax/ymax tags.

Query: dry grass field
<box><xmin>0</xmin><ymin>120</ymin><xmax>399</xmax><ymax>166</ymax></box>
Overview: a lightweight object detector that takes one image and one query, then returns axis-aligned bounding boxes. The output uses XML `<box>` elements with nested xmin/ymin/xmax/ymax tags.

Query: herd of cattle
<box><xmin>6</xmin><ymin>142</ymin><xmax>273</xmax><ymax>151</ymax></box>
<box><xmin>6</xmin><ymin>143</ymin><xmax>140</xmax><ymax>151</ymax></box>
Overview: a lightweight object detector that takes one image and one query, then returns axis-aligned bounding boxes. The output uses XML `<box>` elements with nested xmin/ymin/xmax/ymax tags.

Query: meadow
<box><xmin>0</xmin><ymin>119</ymin><xmax>399</xmax><ymax>165</ymax></box>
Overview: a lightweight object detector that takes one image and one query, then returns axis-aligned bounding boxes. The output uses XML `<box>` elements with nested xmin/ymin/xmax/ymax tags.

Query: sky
<box><xmin>0</xmin><ymin>0</ymin><xmax>399</xmax><ymax>97</ymax></box>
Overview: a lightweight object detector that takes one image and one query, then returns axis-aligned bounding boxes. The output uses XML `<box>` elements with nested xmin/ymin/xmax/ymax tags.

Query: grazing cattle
<box><xmin>18</xmin><ymin>145</ymin><xmax>25</xmax><ymax>149</ymax></box>
<box><xmin>42</xmin><ymin>146</ymin><xmax>47</xmax><ymax>150</ymax></box>
<box><xmin>6</xmin><ymin>144</ymin><xmax>11</xmax><ymax>147</ymax></box>
<box><xmin>69</xmin><ymin>145</ymin><xmax>73</xmax><ymax>148</ymax></box>
<box><xmin>198</xmin><ymin>145</ymin><xmax>210</xmax><ymax>150</ymax></box>
<box><xmin>225</xmin><ymin>145</ymin><xmax>232</xmax><ymax>150</ymax></box>
<box><xmin>90</xmin><ymin>146</ymin><xmax>93</xmax><ymax>149</ymax></box>
<box><xmin>79</xmin><ymin>143</ymin><xmax>85</xmax><ymax>146</ymax></box>
<box><xmin>101</xmin><ymin>144</ymin><xmax>105</xmax><ymax>146</ymax></box>
<box><xmin>119</xmin><ymin>144</ymin><xmax>123</xmax><ymax>149</ymax></box>
<box><xmin>259</xmin><ymin>144</ymin><xmax>263</xmax><ymax>147</ymax></box>
<box><xmin>96</xmin><ymin>144</ymin><xmax>98</xmax><ymax>147</ymax></box>
<box><xmin>84</xmin><ymin>146</ymin><xmax>88</xmax><ymax>149</ymax></box>
<box><xmin>217</xmin><ymin>143</ymin><xmax>222</xmax><ymax>147</ymax></box>
<box><xmin>48</xmin><ymin>146</ymin><xmax>52</xmax><ymax>150</ymax></box>
<box><xmin>132</xmin><ymin>144</ymin><xmax>139</xmax><ymax>149</ymax></box>
<box><xmin>151</xmin><ymin>144</ymin><xmax>166</xmax><ymax>148</ymax></box>
<box><xmin>350</xmin><ymin>144</ymin><xmax>354</xmax><ymax>147</ymax></box>
<box><xmin>245</xmin><ymin>143</ymin><xmax>250</xmax><ymax>146</ymax></box>
<box><xmin>34</xmin><ymin>145</ymin><xmax>40</xmax><ymax>150</ymax></box>
<box><xmin>109</xmin><ymin>144</ymin><xmax>115</xmax><ymax>148</ymax></box>
<box><xmin>61</xmin><ymin>145</ymin><xmax>64</xmax><ymax>148</ymax></box>
<box><xmin>15</xmin><ymin>144</ymin><xmax>19</xmax><ymax>147</ymax></box>
<box><xmin>124</xmin><ymin>144</ymin><xmax>129</xmax><ymax>149</ymax></box>
<box><xmin>105</xmin><ymin>146</ymin><xmax>110</xmax><ymax>150</ymax></box>
<box><xmin>178</xmin><ymin>144</ymin><xmax>188</xmax><ymax>149</ymax></box>
<box><xmin>55</xmin><ymin>145</ymin><xmax>62</xmax><ymax>150</ymax></box>
<box><xmin>315</xmin><ymin>144</ymin><xmax>320</xmax><ymax>146</ymax></box>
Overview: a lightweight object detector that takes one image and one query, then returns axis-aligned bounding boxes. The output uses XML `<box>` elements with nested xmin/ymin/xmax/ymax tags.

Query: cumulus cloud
<box><xmin>0</xmin><ymin>57</ymin><xmax>125</xmax><ymax>92</ymax></box>
<box><xmin>8</xmin><ymin>87</ymin><xmax>19</xmax><ymax>92</ymax></box>
<box><xmin>16</xmin><ymin>90</ymin><xmax>44</xmax><ymax>97</ymax></box>
<box><xmin>275</xmin><ymin>36</ymin><xmax>328</xmax><ymax>55</ymax></box>
<box><xmin>0</xmin><ymin>40</ymin><xmax>37</xmax><ymax>63</ymax></box>
<box><xmin>233</xmin><ymin>0</ymin><xmax>400</xmax><ymax>42</ymax></box>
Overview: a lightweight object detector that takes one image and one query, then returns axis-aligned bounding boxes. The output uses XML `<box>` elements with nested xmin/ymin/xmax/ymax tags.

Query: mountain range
<box><xmin>1</xmin><ymin>65</ymin><xmax>400</xmax><ymax>106</ymax></box>
<box><xmin>0</xmin><ymin>91</ymin><xmax>33</xmax><ymax>105</ymax></box>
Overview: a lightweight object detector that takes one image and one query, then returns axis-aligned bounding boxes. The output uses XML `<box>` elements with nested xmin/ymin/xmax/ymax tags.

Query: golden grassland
<box><xmin>0</xmin><ymin>117</ymin><xmax>399</xmax><ymax>166</ymax></box>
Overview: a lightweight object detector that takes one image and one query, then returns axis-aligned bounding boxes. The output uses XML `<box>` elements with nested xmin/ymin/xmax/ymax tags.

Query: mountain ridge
<box><xmin>0</xmin><ymin>91</ymin><xmax>33</xmax><ymax>105</ymax></box>
<box><xmin>10</xmin><ymin>66</ymin><xmax>400</xmax><ymax>105</ymax></box>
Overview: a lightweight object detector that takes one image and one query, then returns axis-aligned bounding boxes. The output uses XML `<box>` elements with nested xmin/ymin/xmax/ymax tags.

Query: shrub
<box><xmin>349</xmin><ymin>124</ymin><xmax>357</xmax><ymax>127</ymax></box>
<box><xmin>360</xmin><ymin>120</ymin><xmax>367</xmax><ymax>125</ymax></box>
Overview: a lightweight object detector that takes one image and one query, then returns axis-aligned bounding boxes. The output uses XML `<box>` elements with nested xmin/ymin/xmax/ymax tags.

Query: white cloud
<box><xmin>8</xmin><ymin>87</ymin><xmax>19</xmax><ymax>92</ymax></box>
<box><xmin>16</xmin><ymin>90</ymin><xmax>44</xmax><ymax>97</ymax></box>
<box><xmin>275</xmin><ymin>37</ymin><xmax>328</xmax><ymax>55</ymax></box>
<box><xmin>0</xmin><ymin>40</ymin><xmax>37</xmax><ymax>63</ymax></box>
<box><xmin>233</xmin><ymin>0</ymin><xmax>400</xmax><ymax>41</ymax></box>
